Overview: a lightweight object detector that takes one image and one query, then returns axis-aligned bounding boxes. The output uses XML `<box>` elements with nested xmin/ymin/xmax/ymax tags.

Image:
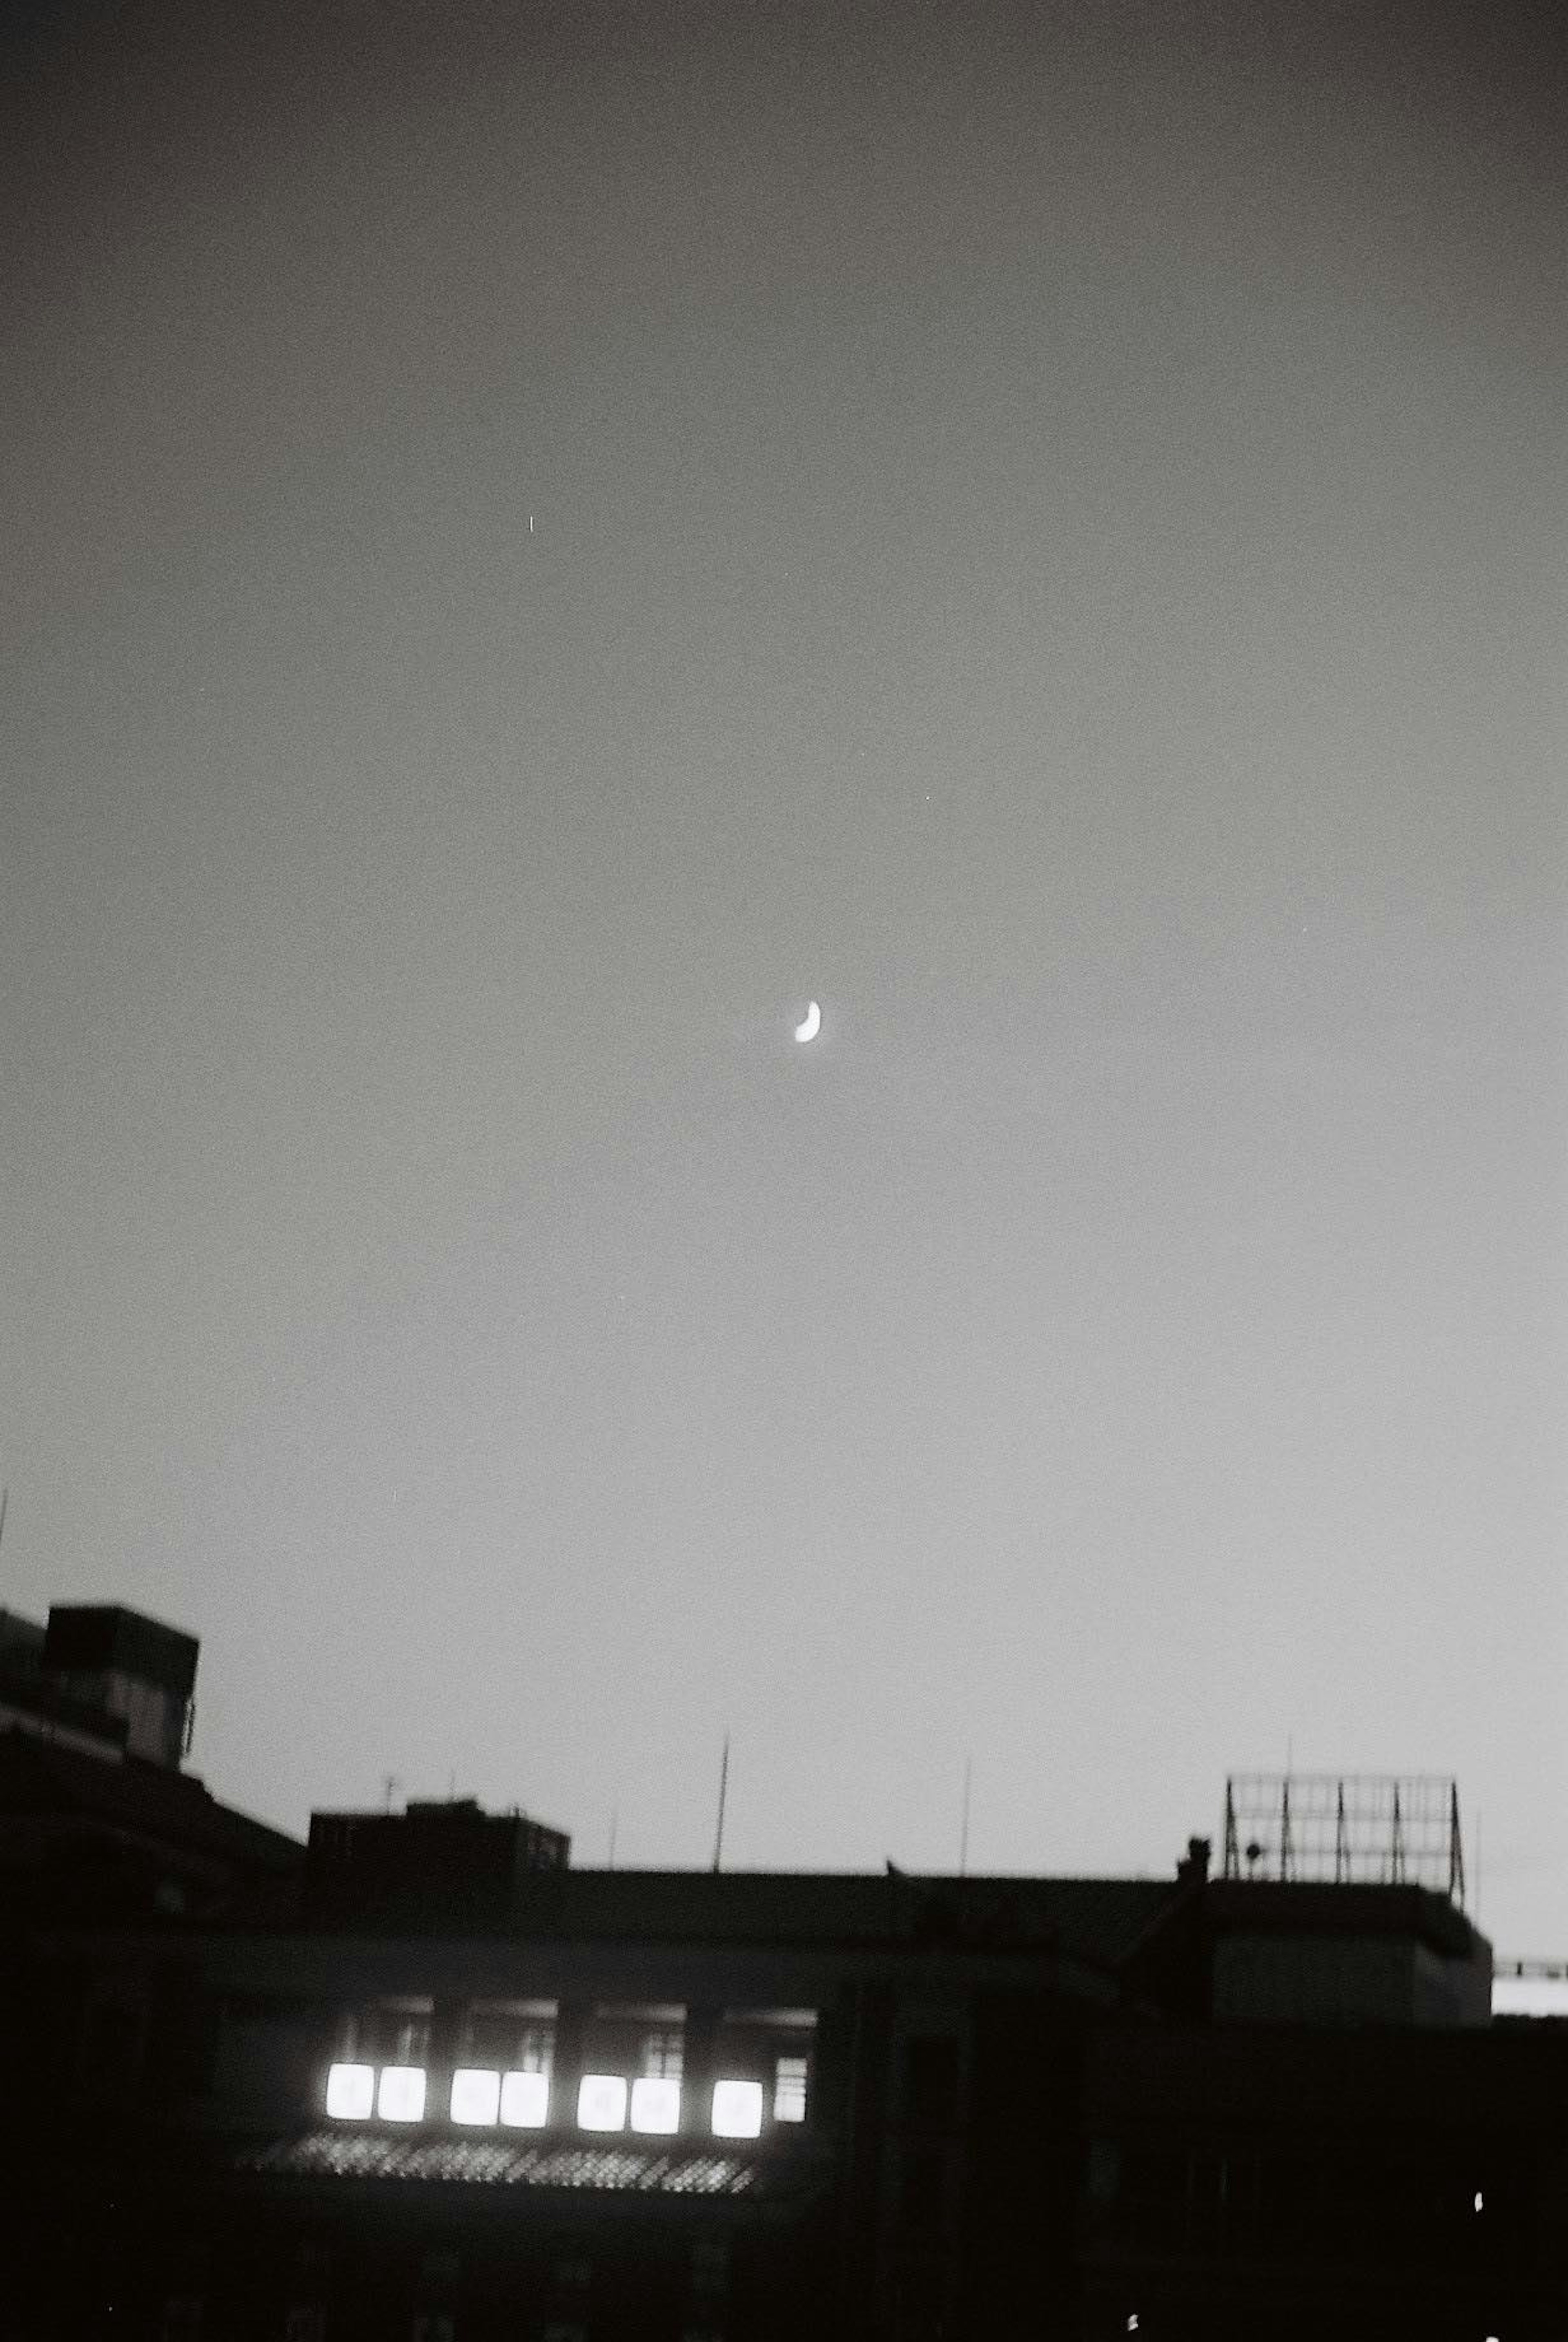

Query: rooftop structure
<box><xmin>0</xmin><ymin>1601</ymin><xmax>199</xmax><ymax>1769</ymax></box>
<box><xmin>305</xmin><ymin>1796</ymin><xmax>570</xmax><ymax>1927</ymax></box>
<box><xmin>44</xmin><ymin>1602</ymin><xmax>199</xmax><ymax>1768</ymax></box>
<box><xmin>1222</xmin><ymin>1772</ymin><xmax>1466</xmax><ymax>1901</ymax></box>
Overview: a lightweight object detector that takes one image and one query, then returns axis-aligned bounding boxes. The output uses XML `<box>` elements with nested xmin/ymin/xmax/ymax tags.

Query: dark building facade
<box><xmin>14</xmin><ymin>1785</ymin><xmax>1568</xmax><ymax>2342</ymax></box>
<box><xmin>0</xmin><ymin>1601</ymin><xmax>302</xmax><ymax>1926</ymax></box>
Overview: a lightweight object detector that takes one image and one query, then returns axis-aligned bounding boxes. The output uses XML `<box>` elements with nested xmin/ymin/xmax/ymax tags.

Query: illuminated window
<box><xmin>345</xmin><ymin>1999</ymin><xmax>432</xmax><ymax>2068</ymax></box>
<box><xmin>711</xmin><ymin>2079</ymin><xmax>764</xmax><ymax>2138</ymax></box>
<box><xmin>500</xmin><ymin>2069</ymin><xmax>550</xmax><ymax>2127</ymax></box>
<box><xmin>630</xmin><ymin>2076</ymin><xmax>682</xmax><ymax>2133</ymax></box>
<box><xmin>461</xmin><ymin>2001</ymin><xmax>555</xmax><ymax>2072</ymax></box>
<box><xmin>450</xmin><ymin>2068</ymin><xmax>501</xmax><ymax>2126</ymax></box>
<box><xmin>641</xmin><ymin>2027</ymin><xmax>684</xmax><ymax>2080</ymax></box>
<box><xmin>377</xmin><ymin>2065</ymin><xmax>426</xmax><ymax>2122</ymax></box>
<box><xmin>577</xmin><ymin>2074</ymin><xmax>628</xmax><ymax>2132</ymax></box>
<box><xmin>773</xmin><ymin>2055</ymin><xmax>808</xmax><ymax>2121</ymax></box>
<box><xmin>517</xmin><ymin>2025</ymin><xmax>554</xmax><ymax>2072</ymax></box>
<box><xmin>326</xmin><ymin>2061</ymin><xmax>375</xmax><ymax>2119</ymax></box>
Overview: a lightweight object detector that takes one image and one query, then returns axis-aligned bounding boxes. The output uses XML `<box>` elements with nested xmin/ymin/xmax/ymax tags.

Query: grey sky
<box><xmin>4</xmin><ymin>1</ymin><xmax>1564</xmax><ymax>1947</ymax></box>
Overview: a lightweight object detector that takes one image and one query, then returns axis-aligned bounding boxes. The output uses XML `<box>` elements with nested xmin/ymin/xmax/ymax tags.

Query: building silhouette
<box><xmin>7</xmin><ymin>1606</ymin><xmax>1568</xmax><ymax>2340</ymax></box>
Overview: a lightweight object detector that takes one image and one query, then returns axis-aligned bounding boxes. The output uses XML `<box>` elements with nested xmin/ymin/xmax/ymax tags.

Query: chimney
<box><xmin>1177</xmin><ymin>1835</ymin><xmax>1212</xmax><ymax>1889</ymax></box>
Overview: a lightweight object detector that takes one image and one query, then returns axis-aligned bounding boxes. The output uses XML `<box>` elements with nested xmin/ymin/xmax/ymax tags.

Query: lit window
<box><xmin>377</xmin><ymin>2065</ymin><xmax>426</xmax><ymax>2121</ymax></box>
<box><xmin>450</xmin><ymin>2068</ymin><xmax>501</xmax><ymax>2126</ymax></box>
<box><xmin>347</xmin><ymin>2000</ymin><xmax>432</xmax><ymax>2068</ymax></box>
<box><xmin>460</xmin><ymin>2001</ymin><xmax>555</xmax><ymax>2074</ymax></box>
<box><xmin>630</xmin><ymin>2076</ymin><xmax>682</xmax><ymax>2133</ymax></box>
<box><xmin>501</xmin><ymin>2069</ymin><xmax>550</xmax><ymax>2127</ymax></box>
<box><xmin>641</xmin><ymin>2027</ymin><xmax>684</xmax><ymax>2080</ymax></box>
<box><xmin>577</xmin><ymin>2074</ymin><xmax>628</xmax><ymax>2131</ymax></box>
<box><xmin>711</xmin><ymin>2079</ymin><xmax>764</xmax><ymax>2138</ymax></box>
<box><xmin>326</xmin><ymin>2061</ymin><xmax>374</xmax><ymax>2119</ymax></box>
<box><xmin>773</xmin><ymin>2055</ymin><xmax>808</xmax><ymax>2121</ymax></box>
<box><xmin>517</xmin><ymin>2025</ymin><xmax>554</xmax><ymax>2074</ymax></box>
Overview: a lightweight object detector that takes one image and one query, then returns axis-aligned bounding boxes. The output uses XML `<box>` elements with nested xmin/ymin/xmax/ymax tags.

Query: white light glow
<box><xmin>577</xmin><ymin>2074</ymin><xmax>628</xmax><ymax>2132</ymax></box>
<box><xmin>326</xmin><ymin>2061</ymin><xmax>375</xmax><ymax>2119</ymax></box>
<box><xmin>774</xmin><ymin>2055</ymin><xmax>808</xmax><ymax>2121</ymax></box>
<box><xmin>451</xmin><ymin>2068</ymin><xmax>501</xmax><ymax>2126</ymax></box>
<box><xmin>1474</xmin><ymin>2190</ymin><xmax>1484</xmax><ymax>2211</ymax></box>
<box><xmin>793</xmin><ymin>1000</ymin><xmax>822</xmax><ymax>1043</ymax></box>
<box><xmin>377</xmin><ymin>2065</ymin><xmax>427</xmax><ymax>2122</ymax></box>
<box><xmin>630</xmin><ymin>2076</ymin><xmax>682</xmax><ymax>2134</ymax></box>
<box><xmin>500</xmin><ymin>2069</ymin><xmax>550</xmax><ymax>2127</ymax></box>
<box><xmin>711</xmin><ymin>2079</ymin><xmax>764</xmax><ymax>2138</ymax></box>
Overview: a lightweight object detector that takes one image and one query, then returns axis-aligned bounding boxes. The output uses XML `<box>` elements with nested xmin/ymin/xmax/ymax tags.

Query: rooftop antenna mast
<box><xmin>712</xmin><ymin>1733</ymin><xmax>730</xmax><ymax>1873</ymax></box>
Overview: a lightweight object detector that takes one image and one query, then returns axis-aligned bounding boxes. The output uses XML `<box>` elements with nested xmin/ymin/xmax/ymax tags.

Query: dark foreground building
<box><xmin>0</xmin><ymin>1600</ymin><xmax>301</xmax><ymax>1925</ymax></box>
<box><xmin>13</xmin><ymin>1749</ymin><xmax>1568</xmax><ymax>2342</ymax></box>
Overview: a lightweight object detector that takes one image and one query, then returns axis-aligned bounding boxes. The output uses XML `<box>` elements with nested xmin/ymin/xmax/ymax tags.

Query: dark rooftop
<box><xmin>0</xmin><ymin>1726</ymin><xmax>302</xmax><ymax>1878</ymax></box>
<box><xmin>45</xmin><ymin>1602</ymin><xmax>199</xmax><ymax>1695</ymax></box>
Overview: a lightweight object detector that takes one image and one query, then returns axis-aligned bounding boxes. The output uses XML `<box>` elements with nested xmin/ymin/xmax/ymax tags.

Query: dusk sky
<box><xmin>4</xmin><ymin>1</ymin><xmax>1564</xmax><ymax>1952</ymax></box>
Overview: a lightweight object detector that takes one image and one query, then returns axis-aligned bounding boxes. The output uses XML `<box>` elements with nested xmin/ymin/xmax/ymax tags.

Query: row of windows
<box><xmin>326</xmin><ymin>2060</ymin><xmax>808</xmax><ymax>2139</ymax></box>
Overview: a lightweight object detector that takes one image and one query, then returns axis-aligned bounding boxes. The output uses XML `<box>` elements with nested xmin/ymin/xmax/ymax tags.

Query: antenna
<box><xmin>383</xmin><ymin>1775</ymin><xmax>401</xmax><ymax>1814</ymax></box>
<box><xmin>712</xmin><ymin>1733</ymin><xmax>730</xmax><ymax>1872</ymax></box>
<box><xmin>959</xmin><ymin>1755</ymin><xmax>972</xmax><ymax>1876</ymax></box>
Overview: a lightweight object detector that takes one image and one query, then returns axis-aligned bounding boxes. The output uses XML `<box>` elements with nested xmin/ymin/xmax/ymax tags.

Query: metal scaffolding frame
<box><xmin>1221</xmin><ymin>1774</ymin><xmax>1465</xmax><ymax>1905</ymax></box>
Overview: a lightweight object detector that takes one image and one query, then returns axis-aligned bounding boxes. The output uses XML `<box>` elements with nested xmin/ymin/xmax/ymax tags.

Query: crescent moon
<box><xmin>793</xmin><ymin>1000</ymin><xmax>822</xmax><ymax>1043</ymax></box>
